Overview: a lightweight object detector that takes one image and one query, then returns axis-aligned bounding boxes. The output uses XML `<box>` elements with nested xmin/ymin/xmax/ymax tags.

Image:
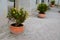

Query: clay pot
<box><xmin>50</xmin><ymin>4</ymin><xmax>55</xmax><ymax>7</ymax></box>
<box><xmin>10</xmin><ymin>23</ymin><xmax>24</xmax><ymax>34</ymax></box>
<box><xmin>38</xmin><ymin>13</ymin><xmax>46</xmax><ymax>18</ymax></box>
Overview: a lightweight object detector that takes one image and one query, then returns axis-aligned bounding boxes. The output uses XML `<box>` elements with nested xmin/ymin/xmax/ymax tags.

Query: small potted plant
<box><xmin>50</xmin><ymin>0</ymin><xmax>55</xmax><ymax>7</ymax></box>
<box><xmin>7</xmin><ymin>8</ymin><xmax>28</xmax><ymax>34</ymax></box>
<box><xmin>37</xmin><ymin>3</ymin><xmax>48</xmax><ymax>18</ymax></box>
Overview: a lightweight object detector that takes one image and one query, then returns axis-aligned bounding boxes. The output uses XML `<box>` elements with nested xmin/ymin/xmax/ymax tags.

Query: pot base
<box><xmin>38</xmin><ymin>14</ymin><xmax>46</xmax><ymax>18</ymax></box>
<box><xmin>50</xmin><ymin>5</ymin><xmax>55</xmax><ymax>7</ymax></box>
<box><xmin>10</xmin><ymin>23</ymin><xmax>24</xmax><ymax>34</ymax></box>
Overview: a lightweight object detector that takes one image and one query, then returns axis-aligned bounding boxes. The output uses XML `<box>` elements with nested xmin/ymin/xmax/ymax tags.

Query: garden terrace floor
<box><xmin>0</xmin><ymin>7</ymin><xmax>60</xmax><ymax>40</ymax></box>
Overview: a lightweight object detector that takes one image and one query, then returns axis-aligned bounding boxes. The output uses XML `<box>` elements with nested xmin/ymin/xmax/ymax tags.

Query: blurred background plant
<box><xmin>37</xmin><ymin>3</ymin><xmax>48</xmax><ymax>13</ymax></box>
<box><xmin>51</xmin><ymin>0</ymin><xmax>55</xmax><ymax>5</ymax></box>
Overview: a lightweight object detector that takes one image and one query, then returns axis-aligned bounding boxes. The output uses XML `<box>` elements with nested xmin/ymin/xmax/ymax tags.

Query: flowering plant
<box><xmin>7</xmin><ymin>8</ymin><xmax>28</xmax><ymax>26</ymax></box>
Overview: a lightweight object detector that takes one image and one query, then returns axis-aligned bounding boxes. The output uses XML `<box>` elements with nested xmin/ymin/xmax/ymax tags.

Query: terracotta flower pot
<box><xmin>50</xmin><ymin>4</ymin><xmax>55</xmax><ymax>7</ymax></box>
<box><xmin>10</xmin><ymin>23</ymin><xmax>24</xmax><ymax>34</ymax></box>
<box><xmin>38</xmin><ymin>13</ymin><xmax>46</xmax><ymax>18</ymax></box>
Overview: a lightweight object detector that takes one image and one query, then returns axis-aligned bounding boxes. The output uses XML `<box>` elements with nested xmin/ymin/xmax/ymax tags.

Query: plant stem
<box><xmin>14</xmin><ymin>0</ymin><xmax>15</xmax><ymax>8</ymax></box>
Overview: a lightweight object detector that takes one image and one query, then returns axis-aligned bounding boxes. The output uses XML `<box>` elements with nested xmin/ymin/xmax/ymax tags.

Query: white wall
<box><xmin>38</xmin><ymin>0</ymin><xmax>60</xmax><ymax>5</ymax></box>
<box><xmin>44</xmin><ymin>0</ymin><xmax>49</xmax><ymax>5</ymax></box>
<box><xmin>56</xmin><ymin>0</ymin><xmax>60</xmax><ymax>5</ymax></box>
<box><xmin>30</xmin><ymin>0</ymin><xmax>36</xmax><ymax>10</ymax></box>
<box><xmin>0</xmin><ymin>0</ymin><xmax>8</xmax><ymax>27</ymax></box>
<box><xmin>15</xmin><ymin>0</ymin><xmax>31</xmax><ymax>12</ymax></box>
<box><xmin>15</xmin><ymin>0</ymin><xmax>37</xmax><ymax>15</ymax></box>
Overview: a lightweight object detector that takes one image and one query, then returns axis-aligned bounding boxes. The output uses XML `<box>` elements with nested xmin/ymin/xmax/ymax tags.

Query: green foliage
<box><xmin>37</xmin><ymin>3</ymin><xmax>48</xmax><ymax>13</ymax></box>
<box><xmin>7</xmin><ymin>8</ymin><xmax>28</xmax><ymax>25</ymax></box>
<box><xmin>51</xmin><ymin>0</ymin><xmax>55</xmax><ymax>5</ymax></box>
<box><xmin>9</xmin><ymin>0</ymin><xmax>14</xmax><ymax>2</ymax></box>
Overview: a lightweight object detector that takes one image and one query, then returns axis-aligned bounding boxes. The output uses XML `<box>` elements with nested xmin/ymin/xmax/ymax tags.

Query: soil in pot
<box><xmin>10</xmin><ymin>23</ymin><xmax>24</xmax><ymax>34</ymax></box>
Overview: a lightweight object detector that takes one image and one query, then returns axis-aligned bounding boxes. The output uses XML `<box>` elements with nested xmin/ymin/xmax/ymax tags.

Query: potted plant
<box><xmin>7</xmin><ymin>8</ymin><xmax>28</xmax><ymax>34</ymax></box>
<box><xmin>37</xmin><ymin>3</ymin><xmax>48</xmax><ymax>18</ymax></box>
<box><xmin>50</xmin><ymin>0</ymin><xmax>55</xmax><ymax>7</ymax></box>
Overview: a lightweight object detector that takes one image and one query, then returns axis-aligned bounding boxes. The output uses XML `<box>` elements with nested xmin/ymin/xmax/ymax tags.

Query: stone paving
<box><xmin>0</xmin><ymin>7</ymin><xmax>60</xmax><ymax>40</ymax></box>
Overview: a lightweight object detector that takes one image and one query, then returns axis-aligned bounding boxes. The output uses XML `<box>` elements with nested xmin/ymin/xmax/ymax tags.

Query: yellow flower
<box><xmin>13</xmin><ymin>11</ymin><xmax>15</xmax><ymax>14</ymax></box>
<box><xmin>19</xmin><ymin>13</ymin><xmax>21</xmax><ymax>15</ymax></box>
